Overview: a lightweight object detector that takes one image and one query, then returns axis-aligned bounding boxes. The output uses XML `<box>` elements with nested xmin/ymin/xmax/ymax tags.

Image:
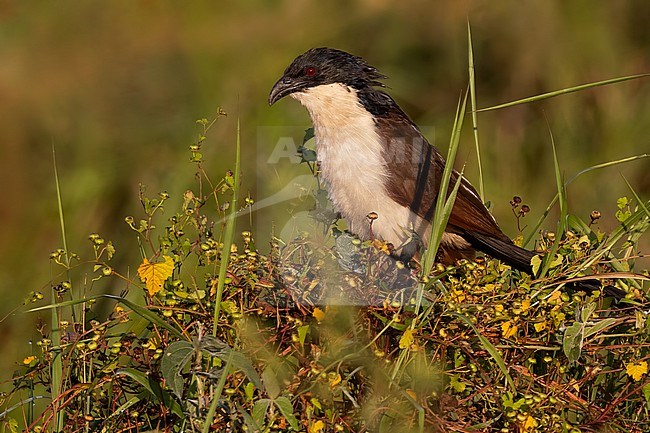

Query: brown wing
<box><xmin>376</xmin><ymin>112</ymin><xmax>511</xmax><ymax>243</ymax></box>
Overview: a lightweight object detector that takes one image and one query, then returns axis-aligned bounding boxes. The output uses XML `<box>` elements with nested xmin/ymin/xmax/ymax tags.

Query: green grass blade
<box><xmin>202</xmin><ymin>350</ymin><xmax>234</xmax><ymax>433</ymax></box>
<box><xmin>213</xmin><ymin>117</ymin><xmax>241</xmax><ymax>335</ymax></box>
<box><xmin>424</xmin><ymin>171</ymin><xmax>466</xmax><ymax>279</ymax></box>
<box><xmin>52</xmin><ymin>145</ymin><xmax>69</xmax><ymax>267</ymax></box>
<box><xmin>421</xmin><ymin>89</ymin><xmax>469</xmax><ymax>276</ymax></box>
<box><xmin>0</xmin><ymin>396</ymin><xmax>48</xmax><ymax>420</ymax></box>
<box><xmin>622</xmin><ymin>175</ymin><xmax>650</xmax><ymax>219</ymax></box>
<box><xmin>539</xmin><ymin>123</ymin><xmax>566</xmax><ymax>278</ymax></box>
<box><xmin>28</xmin><ymin>297</ymin><xmax>98</xmax><ymax>312</ymax></box>
<box><xmin>415</xmin><ymin>90</ymin><xmax>468</xmax><ymax>322</ymax></box>
<box><xmin>104</xmin><ymin>396</ymin><xmax>140</xmax><ymax>421</ymax></box>
<box><xmin>105</xmin><ymin>295</ymin><xmax>185</xmax><ymax>340</ymax></box>
<box><xmin>50</xmin><ymin>143</ymin><xmax>65</xmax><ymax>433</ymax></box>
<box><xmin>29</xmin><ymin>294</ymin><xmax>185</xmax><ymax>340</ymax></box>
<box><xmin>567</xmin><ymin>154</ymin><xmax>648</xmax><ymax>186</ymax></box>
<box><xmin>549</xmin><ymin>123</ymin><xmax>566</xmax><ymax>230</ymax></box>
<box><xmin>467</xmin><ymin>20</ymin><xmax>484</xmax><ymax>201</ymax></box>
<box><xmin>477</xmin><ymin>73</ymin><xmax>650</xmax><ymax>112</ymax></box>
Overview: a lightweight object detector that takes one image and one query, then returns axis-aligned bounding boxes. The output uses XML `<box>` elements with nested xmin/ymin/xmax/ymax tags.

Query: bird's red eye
<box><xmin>305</xmin><ymin>66</ymin><xmax>316</xmax><ymax>76</ymax></box>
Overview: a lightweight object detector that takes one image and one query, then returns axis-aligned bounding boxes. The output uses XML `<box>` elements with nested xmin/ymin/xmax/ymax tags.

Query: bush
<box><xmin>2</xmin><ymin>109</ymin><xmax>649</xmax><ymax>433</ymax></box>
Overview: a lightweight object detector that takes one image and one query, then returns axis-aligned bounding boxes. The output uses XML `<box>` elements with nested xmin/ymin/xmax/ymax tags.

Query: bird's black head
<box><xmin>268</xmin><ymin>47</ymin><xmax>386</xmax><ymax>105</ymax></box>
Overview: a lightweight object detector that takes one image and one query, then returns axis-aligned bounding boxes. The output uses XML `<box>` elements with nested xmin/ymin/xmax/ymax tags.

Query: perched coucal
<box><xmin>269</xmin><ymin>47</ymin><xmax>610</xmax><ymax>293</ymax></box>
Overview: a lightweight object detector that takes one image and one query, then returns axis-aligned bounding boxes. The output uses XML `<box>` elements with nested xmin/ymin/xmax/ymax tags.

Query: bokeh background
<box><xmin>0</xmin><ymin>1</ymin><xmax>648</xmax><ymax>390</ymax></box>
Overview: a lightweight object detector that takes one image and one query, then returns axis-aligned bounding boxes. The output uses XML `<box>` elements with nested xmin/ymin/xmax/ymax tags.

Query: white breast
<box><xmin>291</xmin><ymin>83</ymin><xmax>430</xmax><ymax>250</ymax></box>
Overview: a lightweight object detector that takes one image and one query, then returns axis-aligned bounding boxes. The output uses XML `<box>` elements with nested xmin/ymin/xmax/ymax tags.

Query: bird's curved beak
<box><xmin>268</xmin><ymin>76</ymin><xmax>300</xmax><ymax>105</ymax></box>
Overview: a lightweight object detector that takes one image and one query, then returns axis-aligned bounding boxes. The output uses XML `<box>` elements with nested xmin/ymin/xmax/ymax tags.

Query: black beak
<box><xmin>268</xmin><ymin>76</ymin><xmax>301</xmax><ymax>105</ymax></box>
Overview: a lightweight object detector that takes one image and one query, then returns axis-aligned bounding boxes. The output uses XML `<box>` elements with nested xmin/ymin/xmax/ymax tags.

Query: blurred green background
<box><xmin>0</xmin><ymin>1</ymin><xmax>648</xmax><ymax>389</ymax></box>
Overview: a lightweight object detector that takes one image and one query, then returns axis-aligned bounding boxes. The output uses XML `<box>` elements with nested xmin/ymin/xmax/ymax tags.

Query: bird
<box><xmin>268</xmin><ymin>47</ymin><xmax>611</xmax><ymax>294</ymax></box>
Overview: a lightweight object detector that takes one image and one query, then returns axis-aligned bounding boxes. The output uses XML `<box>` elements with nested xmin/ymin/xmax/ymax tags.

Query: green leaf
<box><xmin>563</xmin><ymin>303</ymin><xmax>602</xmax><ymax>363</ymax></box>
<box><xmin>563</xmin><ymin>322</ymin><xmax>584</xmax><ymax>363</ymax></box>
<box><xmin>310</xmin><ymin>397</ymin><xmax>322</xmax><ymax>411</ymax></box>
<box><xmin>530</xmin><ymin>255</ymin><xmax>542</xmax><ymax>277</ymax></box>
<box><xmin>116</xmin><ymin>368</ymin><xmax>184</xmax><ymax>418</ymax></box>
<box><xmin>583</xmin><ymin>318</ymin><xmax>617</xmax><ymax>340</ymax></box>
<box><xmin>202</xmin><ymin>350</ymin><xmax>234</xmax><ymax>433</ymax></box>
<box><xmin>302</xmin><ymin>127</ymin><xmax>315</xmax><ymax>144</ymax></box>
<box><xmin>274</xmin><ymin>396</ymin><xmax>299</xmax><ymax>430</ymax></box>
<box><xmin>245</xmin><ymin>382</ymin><xmax>255</xmax><ymax>401</ymax></box>
<box><xmin>536</xmin><ymin>125</ymin><xmax>566</xmax><ymax>280</ymax></box>
<box><xmin>116</xmin><ymin>368</ymin><xmax>159</xmax><ymax>398</ymax></box>
<box><xmin>262</xmin><ymin>366</ymin><xmax>281</xmax><ymax>399</ymax></box>
<box><xmin>548</xmin><ymin>254</ymin><xmax>564</xmax><ymax>269</ymax></box>
<box><xmin>450</xmin><ymin>375</ymin><xmax>466</xmax><ymax>392</ymax></box>
<box><xmin>240</xmin><ymin>405</ymin><xmax>262</xmax><ymax>433</ymax></box>
<box><xmin>616</xmin><ymin>208</ymin><xmax>632</xmax><ymax>223</ymax></box>
<box><xmin>51</xmin><ymin>143</ymin><xmax>67</xmax><ymax>433</ymax></box>
<box><xmin>106</xmin><ymin>241</ymin><xmax>115</xmax><ymax>259</ymax></box>
<box><xmin>623</xmin><ymin>179</ymin><xmax>650</xmax><ymax>219</ymax></box>
<box><xmin>502</xmin><ymin>392</ymin><xmax>525</xmax><ymax>410</ymax></box>
<box><xmin>220</xmin><ymin>300</ymin><xmax>238</xmax><ymax>314</ymax></box>
<box><xmin>297</xmin><ymin>325</ymin><xmax>310</xmax><ymax>346</ymax></box>
<box><xmin>580</xmin><ymin>302</ymin><xmax>597</xmax><ymax>322</ymax></box>
<box><xmin>252</xmin><ymin>398</ymin><xmax>271</xmax><ymax>429</ymax></box>
<box><xmin>298</xmin><ymin>146</ymin><xmax>317</xmax><ymax>162</ymax></box>
<box><xmin>199</xmin><ymin>335</ymin><xmax>262</xmax><ymax>388</ymax></box>
<box><xmin>161</xmin><ymin>341</ymin><xmax>194</xmax><ymax>400</ymax></box>
<box><xmin>577</xmin><ymin>199</ymin><xmax>650</xmax><ymax>274</ymax></box>
<box><xmin>567</xmin><ymin>214</ymin><xmax>592</xmax><ymax>235</ymax></box>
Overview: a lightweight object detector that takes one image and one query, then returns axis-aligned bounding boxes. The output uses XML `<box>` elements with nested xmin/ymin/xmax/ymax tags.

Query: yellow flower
<box><xmin>23</xmin><ymin>356</ymin><xmax>37</xmax><ymax>365</ymax></box>
<box><xmin>308</xmin><ymin>420</ymin><xmax>325</xmax><ymax>433</ymax></box>
<box><xmin>626</xmin><ymin>361</ymin><xmax>648</xmax><ymax>381</ymax></box>
<box><xmin>548</xmin><ymin>291</ymin><xmax>562</xmax><ymax>303</ymax></box>
<box><xmin>312</xmin><ymin>307</ymin><xmax>325</xmax><ymax>322</ymax></box>
<box><xmin>452</xmin><ymin>289</ymin><xmax>466</xmax><ymax>303</ymax></box>
<box><xmin>533</xmin><ymin>321</ymin><xmax>547</xmax><ymax>332</ymax></box>
<box><xmin>372</xmin><ymin>239</ymin><xmax>391</xmax><ymax>254</ymax></box>
<box><xmin>328</xmin><ymin>372</ymin><xmax>341</xmax><ymax>387</ymax></box>
<box><xmin>399</xmin><ymin>328</ymin><xmax>414</xmax><ymax>349</ymax></box>
<box><xmin>520</xmin><ymin>415</ymin><xmax>536</xmax><ymax>432</ymax></box>
<box><xmin>501</xmin><ymin>321</ymin><xmax>518</xmax><ymax>339</ymax></box>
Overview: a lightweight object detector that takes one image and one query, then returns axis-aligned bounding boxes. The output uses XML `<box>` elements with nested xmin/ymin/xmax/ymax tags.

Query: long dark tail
<box><xmin>463</xmin><ymin>231</ymin><xmax>535</xmax><ymax>274</ymax></box>
<box><xmin>463</xmin><ymin>231</ymin><xmax>624</xmax><ymax>299</ymax></box>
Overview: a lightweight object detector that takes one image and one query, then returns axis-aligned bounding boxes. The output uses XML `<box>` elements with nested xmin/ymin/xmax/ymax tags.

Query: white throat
<box><xmin>291</xmin><ymin>83</ymin><xmax>429</xmax><ymax>249</ymax></box>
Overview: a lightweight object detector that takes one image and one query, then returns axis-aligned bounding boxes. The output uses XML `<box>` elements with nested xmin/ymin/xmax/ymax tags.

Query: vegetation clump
<box><xmin>2</xmin><ymin>113</ymin><xmax>649</xmax><ymax>433</ymax></box>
